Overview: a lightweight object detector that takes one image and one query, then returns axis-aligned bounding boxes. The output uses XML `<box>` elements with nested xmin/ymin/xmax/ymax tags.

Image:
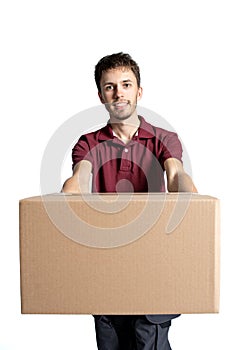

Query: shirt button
<box><xmin>124</xmin><ymin>148</ymin><xmax>129</xmax><ymax>153</ymax></box>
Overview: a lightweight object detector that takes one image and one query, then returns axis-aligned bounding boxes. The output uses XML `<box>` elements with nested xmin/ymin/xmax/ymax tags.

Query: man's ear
<box><xmin>137</xmin><ymin>87</ymin><xmax>143</xmax><ymax>101</ymax></box>
<box><xmin>98</xmin><ymin>91</ymin><xmax>105</xmax><ymax>104</ymax></box>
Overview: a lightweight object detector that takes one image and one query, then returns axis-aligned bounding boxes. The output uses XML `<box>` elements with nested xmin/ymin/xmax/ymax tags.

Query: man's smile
<box><xmin>112</xmin><ymin>101</ymin><xmax>129</xmax><ymax>109</ymax></box>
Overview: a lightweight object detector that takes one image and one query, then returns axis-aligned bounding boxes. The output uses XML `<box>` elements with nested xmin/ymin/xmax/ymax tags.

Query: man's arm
<box><xmin>164</xmin><ymin>158</ymin><xmax>198</xmax><ymax>193</ymax></box>
<box><xmin>62</xmin><ymin>160</ymin><xmax>92</xmax><ymax>193</ymax></box>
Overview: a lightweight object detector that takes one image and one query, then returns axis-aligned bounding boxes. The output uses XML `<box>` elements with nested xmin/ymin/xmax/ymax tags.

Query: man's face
<box><xmin>98</xmin><ymin>67</ymin><xmax>143</xmax><ymax>121</ymax></box>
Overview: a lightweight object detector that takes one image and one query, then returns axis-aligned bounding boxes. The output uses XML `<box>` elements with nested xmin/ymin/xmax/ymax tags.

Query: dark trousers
<box><xmin>94</xmin><ymin>315</ymin><xmax>172</xmax><ymax>350</ymax></box>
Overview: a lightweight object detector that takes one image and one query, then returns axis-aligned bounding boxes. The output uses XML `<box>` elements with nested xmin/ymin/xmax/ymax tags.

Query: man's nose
<box><xmin>114</xmin><ymin>85</ymin><xmax>124</xmax><ymax>98</ymax></box>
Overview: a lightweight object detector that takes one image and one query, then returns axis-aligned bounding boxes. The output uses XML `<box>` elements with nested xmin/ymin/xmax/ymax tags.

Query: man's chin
<box><xmin>105</xmin><ymin>103</ymin><xmax>137</xmax><ymax>121</ymax></box>
<box><xmin>110</xmin><ymin>113</ymin><xmax>132</xmax><ymax>121</ymax></box>
<box><xmin>110</xmin><ymin>106</ymin><xmax>135</xmax><ymax>121</ymax></box>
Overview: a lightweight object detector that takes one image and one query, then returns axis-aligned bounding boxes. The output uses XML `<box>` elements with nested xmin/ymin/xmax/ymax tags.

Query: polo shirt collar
<box><xmin>98</xmin><ymin>116</ymin><xmax>155</xmax><ymax>141</ymax></box>
<box><xmin>138</xmin><ymin>116</ymin><xmax>155</xmax><ymax>138</ymax></box>
<box><xmin>98</xmin><ymin>122</ymin><xmax>114</xmax><ymax>141</ymax></box>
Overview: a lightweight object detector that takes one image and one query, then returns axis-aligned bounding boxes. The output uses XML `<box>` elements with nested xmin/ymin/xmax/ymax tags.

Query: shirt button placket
<box><xmin>120</xmin><ymin>147</ymin><xmax>131</xmax><ymax>171</ymax></box>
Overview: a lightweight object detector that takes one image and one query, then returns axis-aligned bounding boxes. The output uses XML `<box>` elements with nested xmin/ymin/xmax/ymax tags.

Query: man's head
<box><xmin>94</xmin><ymin>52</ymin><xmax>141</xmax><ymax>94</ymax></box>
<box><xmin>95</xmin><ymin>53</ymin><xmax>142</xmax><ymax>121</ymax></box>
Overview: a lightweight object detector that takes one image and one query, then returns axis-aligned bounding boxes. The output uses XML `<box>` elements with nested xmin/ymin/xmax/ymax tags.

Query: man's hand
<box><xmin>164</xmin><ymin>158</ymin><xmax>197</xmax><ymax>193</ymax></box>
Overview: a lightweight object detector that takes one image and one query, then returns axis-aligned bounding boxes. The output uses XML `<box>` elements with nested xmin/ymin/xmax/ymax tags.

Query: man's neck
<box><xmin>110</xmin><ymin>114</ymin><xmax>140</xmax><ymax>143</ymax></box>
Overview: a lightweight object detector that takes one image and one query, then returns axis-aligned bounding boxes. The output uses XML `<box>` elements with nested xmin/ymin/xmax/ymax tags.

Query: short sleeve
<box><xmin>72</xmin><ymin>135</ymin><xmax>93</xmax><ymax>170</ymax></box>
<box><xmin>159</xmin><ymin>131</ymin><xmax>183</xmax><ymax>169</ymax></box>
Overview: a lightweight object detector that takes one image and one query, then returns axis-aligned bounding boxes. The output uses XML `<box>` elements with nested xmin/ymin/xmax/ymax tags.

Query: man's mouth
<box><xmin>112</xmin><ymin>101</ymin><xmax>129</xmax><ymax>109</ymax></box>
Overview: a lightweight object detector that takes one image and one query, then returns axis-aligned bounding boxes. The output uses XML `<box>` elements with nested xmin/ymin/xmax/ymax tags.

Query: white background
<box><xmin>1</xmin><ymin>0</ymin><xmax>233</xmax><ymax>349</ymax></box>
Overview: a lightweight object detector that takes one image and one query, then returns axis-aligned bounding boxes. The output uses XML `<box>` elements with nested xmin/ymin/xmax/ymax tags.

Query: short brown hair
<box><xmin>94</xmin><ymin>52</ymin><xmax>141</xmax><ymax>93</ymax></box>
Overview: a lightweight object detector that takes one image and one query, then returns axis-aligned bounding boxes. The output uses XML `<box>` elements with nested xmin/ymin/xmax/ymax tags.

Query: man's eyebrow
<box><xmin>103</xmin><ymin>79</ymin><xmax>133</xmax><ymax>85</ymax></box>
<box><xmin>121</xmin><ymin>79</ymin><xmax>133</xmax><ymax>84</ymax></box>
<box><xmin>103</xmin><ymin>81</ymin><xmax>114</xmax><ymax>86</ymax></box>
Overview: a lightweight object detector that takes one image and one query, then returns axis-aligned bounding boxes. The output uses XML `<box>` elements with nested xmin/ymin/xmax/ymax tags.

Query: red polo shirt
<box><xmin>72</xmin><ymin>116</ymin><xmax>182</xmax><ymax>193</ymax></box>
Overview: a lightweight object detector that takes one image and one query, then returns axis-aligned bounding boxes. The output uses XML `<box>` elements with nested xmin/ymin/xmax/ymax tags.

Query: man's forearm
<box><xmin>62</xmin><ymin>175</ymin><xmax>90</xmax><ymax>193</ymax></box>
<box><xmin>62</xmin><ymin>176</ymin><xmax>80</xmax><ymax>193</ymax></box>
<box><xmin>168</xmin><ymin>172</ymin><xmax>198</xmax><ymax>193</ymax></box>
<box><xmin>62</xmin><ymin>160</ymin><xmax>92</xmax><ymax>193</ymax></box>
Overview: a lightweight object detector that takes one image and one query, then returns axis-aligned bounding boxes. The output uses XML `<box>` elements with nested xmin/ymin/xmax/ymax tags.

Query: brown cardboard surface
<box><xmin>19</xmin><ymin>193</ymin><xmax>220</xmax><ymax>314</ymax></box>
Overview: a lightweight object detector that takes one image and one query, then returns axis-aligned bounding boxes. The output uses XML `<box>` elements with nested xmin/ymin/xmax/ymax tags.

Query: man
<box><xmin>63</xmin><ymin>52</ymin><xmax>197</xmax><ymax>349</ymax></box>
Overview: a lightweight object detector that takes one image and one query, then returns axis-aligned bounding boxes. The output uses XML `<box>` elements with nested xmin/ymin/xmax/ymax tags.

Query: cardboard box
<box><xmin>19</xmin><ymin>193</ymin><xmax>220</xmax><ymax>314</ymax></box>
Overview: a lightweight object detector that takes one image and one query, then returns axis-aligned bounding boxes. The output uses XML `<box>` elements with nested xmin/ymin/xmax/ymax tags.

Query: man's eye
<box><xmin>105</xmin><ymin>85</ymin><xmax>113</xmax><ymax>91</ymax></box>
<box><xmin>124</xmin><ymin>83</ymin><xmax>131</xmax><ymax>88</ymax></box>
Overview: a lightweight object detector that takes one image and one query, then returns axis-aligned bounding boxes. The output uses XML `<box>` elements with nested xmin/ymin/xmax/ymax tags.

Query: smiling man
<box><xmin>99</xmin><ymin>67</ymin><xmax>142</xmax><ymax>122</ymax></box>
<box><xmin>62</xmin><ymin>52</ymin><xmax>197</xmax><ymax>349</ymax></box>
